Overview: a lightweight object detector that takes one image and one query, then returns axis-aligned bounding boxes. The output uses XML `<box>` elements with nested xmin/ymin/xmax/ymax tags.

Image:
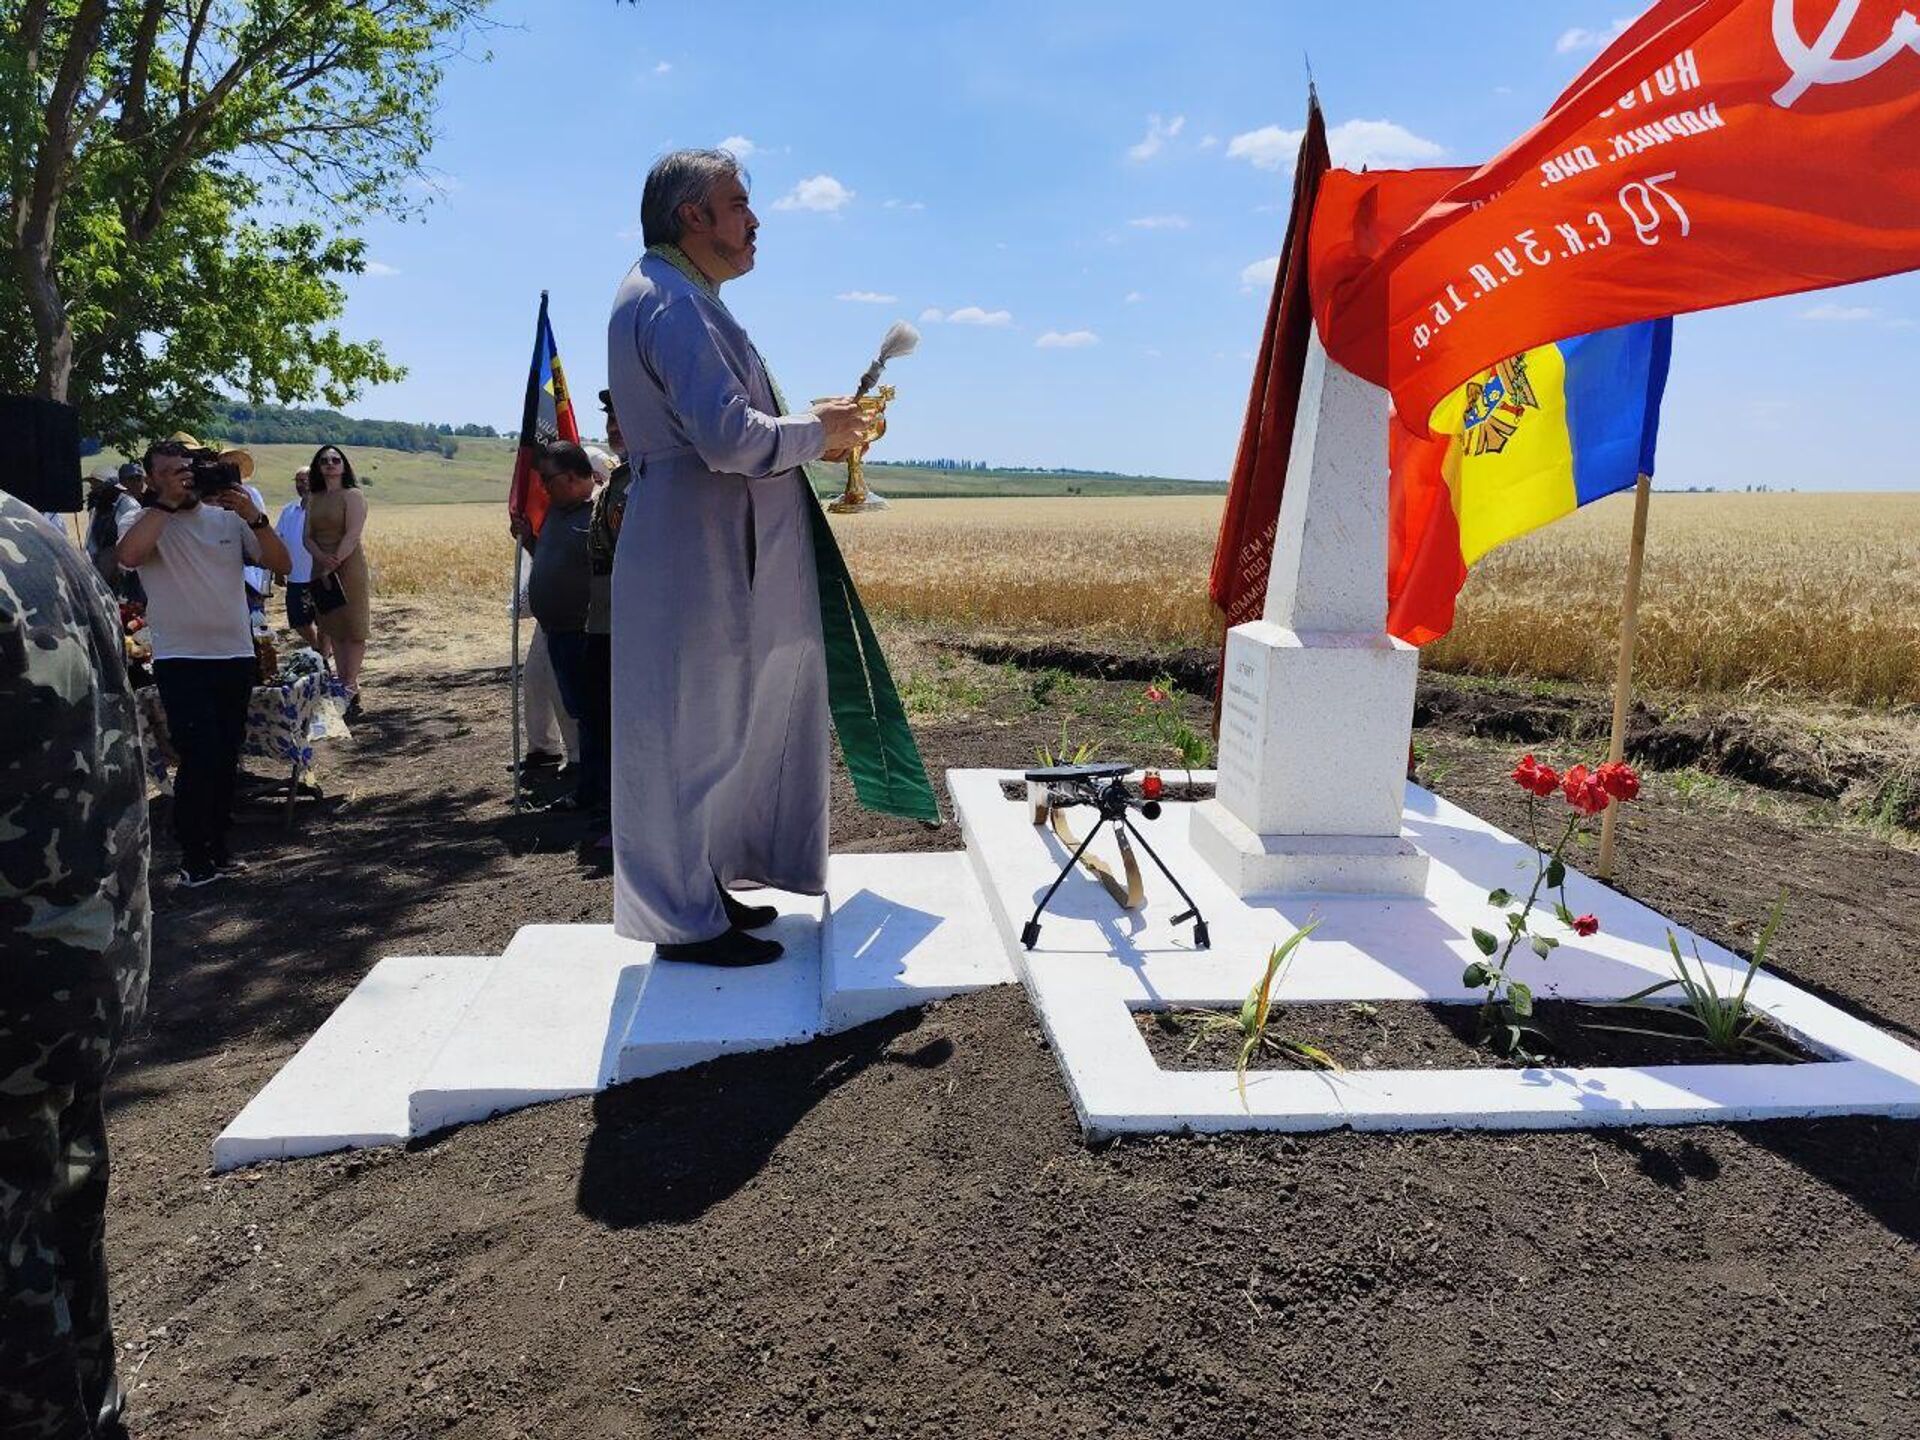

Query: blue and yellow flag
<box><xmin>1388</xmin><ymin>318</ymin><xmax>1672</xmax><ymax>644</ymax></box>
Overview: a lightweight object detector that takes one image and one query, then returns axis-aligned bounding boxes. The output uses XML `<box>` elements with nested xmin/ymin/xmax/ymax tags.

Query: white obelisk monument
<box><xmin>1190</xmin><ymin>332</ymin><xmax>1430</xmax><ymax>896</ymax></box>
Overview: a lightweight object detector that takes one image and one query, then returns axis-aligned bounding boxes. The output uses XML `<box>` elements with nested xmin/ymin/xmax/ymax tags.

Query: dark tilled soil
<box><xmin>1140</xmin><ymin>999</ymin><xmax>1816</xmax><ymax>1072</ymax></box>
<box><xmin>107</xmin><ymin>625</ymin><xmax>1920</xmax><ymax>1439</ymax></box>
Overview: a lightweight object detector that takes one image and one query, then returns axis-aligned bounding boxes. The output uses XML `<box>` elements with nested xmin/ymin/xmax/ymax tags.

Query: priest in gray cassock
<box><xmin>606</xmin><ymin>148</ymin><xmax>940</xmax><ymax>968</ymax></box>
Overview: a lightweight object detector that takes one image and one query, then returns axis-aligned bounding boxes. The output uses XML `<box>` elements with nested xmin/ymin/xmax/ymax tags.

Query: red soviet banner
<box><xmin>1315</xmin><ymin>0</ymin><xmax>1920</xmax><ymax>431</ymax></box>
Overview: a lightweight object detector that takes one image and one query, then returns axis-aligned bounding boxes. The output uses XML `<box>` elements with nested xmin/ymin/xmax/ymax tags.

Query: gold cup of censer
<box><xmin>822</xmin><ymin>320</ymin><xmax>918</xmax><ymax>514</ymax></box>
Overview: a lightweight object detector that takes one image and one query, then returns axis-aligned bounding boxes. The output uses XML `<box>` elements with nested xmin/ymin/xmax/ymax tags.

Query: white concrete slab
<box><xmin>950</xmin><ymin>768</ymin><xmax>1920</xmax><ymax>1137</ymax></box>
<box><xmin>821</xmin><ymin>852</ymin><xmax>1014</xmax><ymax>1033</ymax></box>
<box><xmin>616</xmin><ymin>892</ymin><xmax>826</xmax><ymax>1080</ymax></box>
<box><xmin>213</xmin><ymin>955</ymin><xmax>492</xmax><ymax>1171</ymax></box>
<box><xmin>406</xmin><ymin>924</ymin><xmax>653</xmax><ymax>1135</ymax></box>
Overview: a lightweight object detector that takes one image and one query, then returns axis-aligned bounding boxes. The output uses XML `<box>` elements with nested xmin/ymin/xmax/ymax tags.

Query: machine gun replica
<box><xmin>1019</xmin><ymin>762</ymin><xmax>1210</xmax><ymax>951</ymax></box>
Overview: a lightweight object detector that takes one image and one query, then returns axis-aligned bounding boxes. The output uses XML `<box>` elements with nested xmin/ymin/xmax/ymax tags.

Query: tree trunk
<box><xmin>13</xmin><ymin>0</ymin><xmax>111</xmax><ymax>404</ymax></box>
<box><xmin>18</xmin><ymin>246</ymin><xmax>73</xmax><ymax>402</ymax></box>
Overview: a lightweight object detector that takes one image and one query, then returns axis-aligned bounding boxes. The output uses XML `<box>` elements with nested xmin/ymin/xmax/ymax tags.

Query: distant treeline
<box><xmin>891</xmin><ymin>457</ymin><xmax>1201</xmax><ymax>480</ymax></box>
<box><xmin>208</xmin><ymin>401</ymin><xmax>500</xmax><ymax>455</ymax></box>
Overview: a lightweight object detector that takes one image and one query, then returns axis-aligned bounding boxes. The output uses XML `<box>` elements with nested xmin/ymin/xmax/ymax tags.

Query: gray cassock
<box><xmin>606</xmin><ymin>253</ymin><xmax>831</xmax><ymax>944</ymax></box>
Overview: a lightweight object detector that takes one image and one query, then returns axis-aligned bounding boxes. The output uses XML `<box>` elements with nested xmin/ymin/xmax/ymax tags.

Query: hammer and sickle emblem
<box><xmin>1774</xmin><ymin>0</ymin><xmax>1920</xmax><ymax>107</ymax></box>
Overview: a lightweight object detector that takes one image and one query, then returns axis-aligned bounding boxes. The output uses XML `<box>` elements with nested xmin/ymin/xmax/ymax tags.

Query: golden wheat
<box><xmin>358</xmin><ymin>492</ymin><xmax>1920</xmax><ymax>706</ymax></box>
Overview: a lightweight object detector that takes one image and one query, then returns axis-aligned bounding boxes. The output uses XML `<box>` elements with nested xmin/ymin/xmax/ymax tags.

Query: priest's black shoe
<box><xmin>655</xmin><ymin>928</ymin><xmax>784</xmax><ymax>967</ymax></box>
<box><xmin>720</xmin><ymin>889</ymin><xmax>780</xmax><ymax>931</ymax></box>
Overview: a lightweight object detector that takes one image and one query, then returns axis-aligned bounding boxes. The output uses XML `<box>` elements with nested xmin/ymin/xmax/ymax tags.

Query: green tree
<box><xmin>1</xmin><ymin>1</ymin><xmax>491</xmax><ymax>446</ymax></box>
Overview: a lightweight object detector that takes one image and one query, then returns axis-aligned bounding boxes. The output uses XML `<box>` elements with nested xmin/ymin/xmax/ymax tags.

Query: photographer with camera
<box><xmin>115</xmin><ymin>440</ymin><xmax>290</xmax><ymax>887</ymax></box>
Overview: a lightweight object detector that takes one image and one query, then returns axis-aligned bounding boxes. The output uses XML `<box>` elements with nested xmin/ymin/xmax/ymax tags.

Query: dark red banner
<box><xmin>1208</xmin><ymin>95</ymin><xmax>1330</xmax><ymax>654</ymax></box>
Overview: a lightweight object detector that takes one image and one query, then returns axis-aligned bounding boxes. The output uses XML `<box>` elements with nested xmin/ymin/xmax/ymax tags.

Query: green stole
<box><xmin>645</xmin><ymin>244</ymin><xmax>940</xmax><ymax>824</ymax></box>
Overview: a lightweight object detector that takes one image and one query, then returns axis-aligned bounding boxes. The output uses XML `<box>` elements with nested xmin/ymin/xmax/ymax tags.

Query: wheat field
<box><xmin>364</xmin><ymin>491</ymin><xmax>1920</xmax><ymax>706</ymax></box>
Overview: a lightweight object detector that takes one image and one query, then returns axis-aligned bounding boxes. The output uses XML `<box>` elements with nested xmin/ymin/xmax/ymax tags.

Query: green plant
<box><xmin>1585</xmin><ymin>892</ymin><xmax>1801</xmax><ymax>1061</ymax></box>
<box><xmin>1035</xmin><ymin>714</ymin><xmax>1099</xmax><ymax>767</ymax></box>
<box><xmin>1127</xmin><ymin>677</ymin><xmax>1214</xmax><ymax>779</ymax></box>
<box><xmin>1466</xmin><ymin>754</ymin><xmax>1642</xmax><ymax>1058</ymax></box>
<box><xmin>1173</xmin><ymin>920</ymin><xmax>1334</xmax><ymax>1105</ymax></box>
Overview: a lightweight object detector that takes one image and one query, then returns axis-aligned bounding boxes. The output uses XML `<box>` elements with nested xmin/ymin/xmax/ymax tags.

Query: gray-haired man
<box><xmin>606</xmin><ymin>149</ymin><xmax>868</xmax><ymax>968</ymax></box>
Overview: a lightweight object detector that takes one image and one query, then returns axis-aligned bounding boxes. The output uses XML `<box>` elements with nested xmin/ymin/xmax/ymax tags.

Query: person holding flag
<box><xmin>606</xmin><ymin>148</ymin><xmax>938</xmax><ymax>969</ymax></box>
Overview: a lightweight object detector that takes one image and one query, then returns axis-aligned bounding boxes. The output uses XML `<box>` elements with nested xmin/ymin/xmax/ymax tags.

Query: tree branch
<box><xmin>116</xmin><ymin>0</ymin><xmax>168</xmax><ymax>142</ymax></box>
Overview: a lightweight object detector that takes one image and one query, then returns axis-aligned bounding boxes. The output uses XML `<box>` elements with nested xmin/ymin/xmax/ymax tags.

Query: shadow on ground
<box><xmin>576</xmin><ymin>1007</ymin><xmax>953</xmax><ymax>1227</ymax></box>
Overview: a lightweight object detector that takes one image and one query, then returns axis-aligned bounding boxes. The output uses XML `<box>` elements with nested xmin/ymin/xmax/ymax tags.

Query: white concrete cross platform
<box><xmin>211</xmin><ymin>850</ymin><xmax>1013</xmax><ymax>1171</ymax></box>
<box><xmin>950</xmin><ymin>769</ymin><xmax>1920</xmax><ymax>1138</ymax></box>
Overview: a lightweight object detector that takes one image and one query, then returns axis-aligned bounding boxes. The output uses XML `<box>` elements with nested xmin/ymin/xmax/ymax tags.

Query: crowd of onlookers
<box><xmin>79</xmin><ymin>436</ymin><xmax>377</xmax><ymax>887</ymax></box>
<box><xmin>63</xmin><ymin>404</ymin><xmax>633</xmax><ymax>880</ymax></box>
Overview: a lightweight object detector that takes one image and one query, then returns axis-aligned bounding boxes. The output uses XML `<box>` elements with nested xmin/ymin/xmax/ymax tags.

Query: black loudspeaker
<box><xmin>0</xmin><ymin>394</ymin><xmax>83</xmax><ymax>514</ymax></box>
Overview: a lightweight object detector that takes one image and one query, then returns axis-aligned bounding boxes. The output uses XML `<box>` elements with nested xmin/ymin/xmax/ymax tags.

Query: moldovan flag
<box><xmin>1313</xmin><ymin>0</ymin><xmax>1920</xmax><ymax>433</ymax></box>
<box><xmin>1208</xmin><ymin>95</ymin><xmax>1330</xmax><ymax>670</ymax></box>
<box><xmin>1388</xmin><ymin>319</ymin><xmax>1673</xmax><ymax>645</ymax></box>
<box><xmin>508</xmin><ymin>292</ymin><xmax>580</xmax><ymax>536</ymax></box>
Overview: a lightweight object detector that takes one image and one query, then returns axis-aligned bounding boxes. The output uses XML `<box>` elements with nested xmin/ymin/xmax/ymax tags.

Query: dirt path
<box><xmin>106</xmin><ymin>618</ymin><xmax>1920</xmax><ymax>1438</ymax></box>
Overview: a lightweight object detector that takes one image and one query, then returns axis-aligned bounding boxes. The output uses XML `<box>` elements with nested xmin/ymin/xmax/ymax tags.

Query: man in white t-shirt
<box><xmin>116</xmin><ymin>441</ymin><xmax>291</xmax><ymax>886</ymax></box>
<box><xmin>274</xmin><ymin>467</ymin><xmax>328</xmax><ymax>658</ymax></box>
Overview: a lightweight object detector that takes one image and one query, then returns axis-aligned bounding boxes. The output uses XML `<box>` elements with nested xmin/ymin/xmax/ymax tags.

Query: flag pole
<box><xmin>1597</xmin><ymin>473</ymin><xmax>1652</xmax><ymax>880</ymax></box>
<box><xmin>510</xmin><ymin>542</ymin><xmax>524</xmax><ymax>813</ymax></box>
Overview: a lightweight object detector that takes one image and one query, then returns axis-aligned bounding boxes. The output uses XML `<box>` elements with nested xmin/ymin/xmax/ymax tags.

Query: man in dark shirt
<box><xmin>515</xmin><ymin>442</ymin><xmax>600</xmax><ymax>812</ymax></box>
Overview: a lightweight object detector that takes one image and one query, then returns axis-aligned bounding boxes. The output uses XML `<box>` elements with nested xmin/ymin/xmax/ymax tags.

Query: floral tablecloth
<box><xmin>135</xmin><ymin>671</ymin><xmax>351</xmax><ymax>791</ymax></box>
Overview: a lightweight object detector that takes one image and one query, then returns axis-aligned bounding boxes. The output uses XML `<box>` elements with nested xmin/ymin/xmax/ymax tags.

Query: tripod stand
<box><xmin>1020</xmin><ymin>764</ymin><xmax>1210</xmax><ymax>951</ymax></box>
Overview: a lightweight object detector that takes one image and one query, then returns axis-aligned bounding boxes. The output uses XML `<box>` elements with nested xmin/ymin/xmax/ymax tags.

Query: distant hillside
<box><xmin>812</xmin><ymin>464</ymin><xmax>1225</xmax><ymax>499</ymax></box>
<box><xmin>86</xmin><ymin>436</ymin><xmax>1223</xmax><ymax>505</ymax></box>
<box><xmin>207</xmin><ymin>400</ymin><xmax>501</xmax><ymax>455</ymax></box>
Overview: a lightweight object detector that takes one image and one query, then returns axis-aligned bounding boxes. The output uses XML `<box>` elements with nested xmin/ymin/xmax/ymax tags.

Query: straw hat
<box><xmin>218</xmin><ymin>447</ymin><xmax>256</xmax><ymax>480</ymax></box>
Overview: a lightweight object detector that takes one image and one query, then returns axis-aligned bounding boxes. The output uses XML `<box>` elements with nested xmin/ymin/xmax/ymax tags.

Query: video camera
<box><xmin>183</xmin><ymin>447</ymin><xmax>244</xmax><ymax>498</ymax></box>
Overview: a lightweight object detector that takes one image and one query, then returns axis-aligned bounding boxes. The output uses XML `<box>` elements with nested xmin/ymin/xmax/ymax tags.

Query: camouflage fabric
<box><xmin>587</xmin><ymin>459</ymin><xmax>632</xmax><ymax>577</ymax></box>
<box><xmin>0</xmin><ymin>490</ymin><xmax>151</xmax><ymax>1439</ymax></box>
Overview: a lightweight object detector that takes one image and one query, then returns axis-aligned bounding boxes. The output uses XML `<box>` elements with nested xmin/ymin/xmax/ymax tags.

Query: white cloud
<box><xmin>836</xmin><ymin>290</ymin><xmax>898</xmax><ymax>304</ymax></box>
<box><xmin>1198</xmin><ymin>134</ymin><xmax>1220</xmax><ymax>150</ymax></box>
<box><xmin>921</xmin><ymin>305</ymin><xmax>1013</xmax><ymax>327</ymax></box>
<box><xmin>883</xmin><ymin>198</ymin><xmax>927</xmax><ymax>211</ymax></box>
<box><xmin>1124</xmin><ymin>291</ymin><xmax>1145</xmax><ymax>304</ymax></box>
<box><xmin>1127</xmin><ymin>113</ymin><xmax>1186</xmax><ymax>163</ymax></box>
<box><xmin>1226</xmin><ymin>125</ymin><xmax>1301</xmax><ymax>170</ymax></box>
<box><xmin>1556</xmin><ymin>19</ymin><xmax>1632</xmax><ymax>54</ymax></box>
<box><xmin>1036</xmin><ymin>330</ymin><xmax>1099</xmax><ymax>349</ymax></box>
<box><xmin>717</xmin><ymin>135</ymin><xmax>756</xmax><ymax>159</ymax></box>
<box><xmin>363</xmin><ymin>260</ymin><xmax>400</xmax><ymax>277</ymax></box>
<box><xmin>1240</xmin><ymin>255</ymin><xmax>1279</xmax><ymax>292</ymax></box>
<box><xmin>1328</xmin><ymin>119</ymin><xmax>1445</xmax><ymax>168</ymax></box>
<box><xmin>1127</xmin><ymin>214</ymin><xmax>1190</xmax><ymax>230</ymax></box>
<box><xmin>653</xmin><ymin>60</ymin><xmax>672</xmax><ymax>74</ymax></box>
<box><xmin>773</xmin><ymin>174</ymin><xmax>854</xmax><ymax>213</ymax></box>
<box><xmin>1799</xmin><ymin>303</ymin><xmax>1880</xmax><ymax>322</ymax></box>
<box><xmin>1227</xmin><ymin>118</ymin><xmax>1444</xmax><ymax>171</ymax></box>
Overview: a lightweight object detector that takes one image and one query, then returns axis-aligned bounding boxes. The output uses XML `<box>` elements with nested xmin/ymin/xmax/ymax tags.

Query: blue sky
<box><xmin>333</xmin><ymin>1</ymin><xmax>1919</xmax><ymax>491</ymax></box>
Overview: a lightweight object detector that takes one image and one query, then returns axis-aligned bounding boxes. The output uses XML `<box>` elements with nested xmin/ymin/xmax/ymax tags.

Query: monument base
<box><xmin>1188</xmin><ymin>796</ymin><xmax>1430</xmax><ymax>897</ymax></box>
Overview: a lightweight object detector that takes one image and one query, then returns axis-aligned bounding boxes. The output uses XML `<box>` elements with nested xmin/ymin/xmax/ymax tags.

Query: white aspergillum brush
<box><xmin>855</xmin><ymin>320</ymin><xmax>920</xmax><ymax>397</ymax></box>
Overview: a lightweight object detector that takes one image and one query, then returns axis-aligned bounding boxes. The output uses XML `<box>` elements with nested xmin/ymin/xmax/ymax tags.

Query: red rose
<box><xmin>1141</xmin><ymin>771</ymin><xmax>1165</xmax><ymax>800</ymax></box>
<box><xmin>1561</xmin><ymin>764</ymin><xmax>1610</xmax><ymax>816</ymax></box>
<box><xmin>1572</xmin><ymin>913</ymin><xmax>1600</xmax><ymax>937</ymax></box>
<box><xmin>1511</xmin><ymin>754</ymin><xmax>1560</xmax><ymax>799</ymax></box>
<box><xmin>1596</xmin><ymin>760</ymin><xmax>1641</xmax><ymax>802</ymax></box>
<box><xmin>1144</xmin><ymin>685</ymin><xmax>1169</xmax><ymax>704</ymax></box>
